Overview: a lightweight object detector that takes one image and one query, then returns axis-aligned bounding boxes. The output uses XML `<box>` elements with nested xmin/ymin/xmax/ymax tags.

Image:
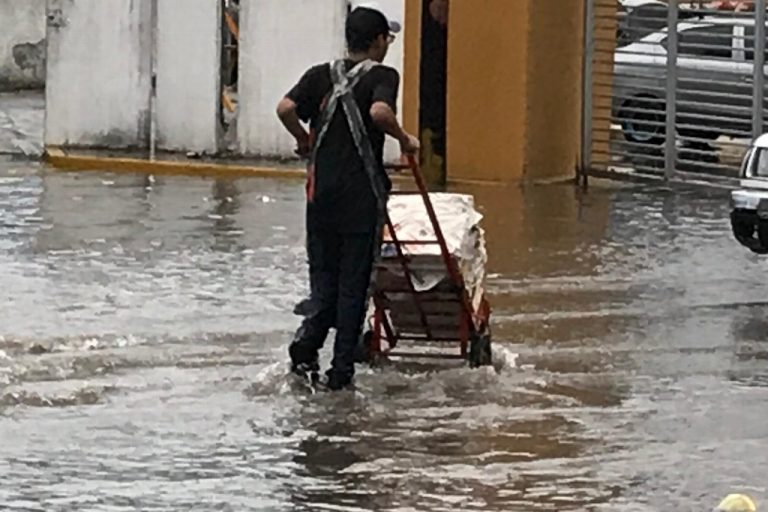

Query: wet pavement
<box><xmin>0</xmin><ymin>91</ymin><xmax>44</xmax><ymax>157</ymax></box>
<box><xmin>1</xmin><ymin>157</ymin><xmax>767</xmax><ymax>511</ymax></box>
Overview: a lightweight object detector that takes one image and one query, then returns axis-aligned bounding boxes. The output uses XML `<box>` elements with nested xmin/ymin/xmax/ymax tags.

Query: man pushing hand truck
<box><xmin>277</xmin><ymin>4</ymin><xmax>419</xmax><ymax>391</ymax></box>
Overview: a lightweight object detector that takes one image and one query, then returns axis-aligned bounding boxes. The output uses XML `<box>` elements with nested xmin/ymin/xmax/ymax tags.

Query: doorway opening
<box><xmin>419</xmin><ymin>0</ymin><xmax>448</xmax><ymax>184</ymax></box>
<box><xmin>220</xmin><ymin>0</ymin><xmax>239</xmax><ymax>152</ymax></box>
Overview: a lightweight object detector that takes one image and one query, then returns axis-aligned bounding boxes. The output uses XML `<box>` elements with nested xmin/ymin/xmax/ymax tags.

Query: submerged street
<box><xmin>1</xmin><ymin>158</ymin><xmax>767</xmax><ymax>510</ymax></box>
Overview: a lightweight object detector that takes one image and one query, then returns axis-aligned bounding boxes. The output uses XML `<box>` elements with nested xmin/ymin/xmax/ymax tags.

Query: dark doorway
<box><xmin>220</xmin><ymin>0</ymin><xmax>239</xmax><ymax>149</ymax></box>
<box><xmin>419</xmin><ymin>0</ymin><xmax>448</xmax><ymax>184</ymax></box>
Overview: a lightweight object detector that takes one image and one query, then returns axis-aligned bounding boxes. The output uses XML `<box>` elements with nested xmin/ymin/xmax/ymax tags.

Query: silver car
<box><xmin>613</xmin><ymin>17</ymin><xmax>765</xmax><ymax>147</ymax></box>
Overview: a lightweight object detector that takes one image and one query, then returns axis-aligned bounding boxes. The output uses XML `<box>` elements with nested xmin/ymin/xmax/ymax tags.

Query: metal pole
<box><xmin>581</xmin><ymin>0</ymin><xmax>595</xmax><ymax>185</ymax></box>
<box><xmin>753</xmin><ymin>0</ymin><xmax>766</xmax><ymax>140</ymax></box>
<box><xmin>665</xmin><ymin>0</ymin><xmax>679</xmax><ymax>181</ymax></box>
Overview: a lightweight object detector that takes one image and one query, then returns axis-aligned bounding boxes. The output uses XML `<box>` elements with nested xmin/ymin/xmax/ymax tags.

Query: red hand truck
<box><xmin>367</xmin><ymin>156</ymin><xmax>493</xmax><ymax>366</ymax></box>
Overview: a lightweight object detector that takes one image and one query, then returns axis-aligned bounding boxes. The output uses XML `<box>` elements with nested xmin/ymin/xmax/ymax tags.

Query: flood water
<box><xmin>1</xmin><ymin>157</ymin><xmax>767</xmax><ymax>511</ymax></box>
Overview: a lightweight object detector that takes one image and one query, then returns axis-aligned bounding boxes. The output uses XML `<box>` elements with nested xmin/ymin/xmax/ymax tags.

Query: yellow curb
<box><xmin>43</xmin><ymin>148</ymin><xmax>450</xmax><ymax>187</ymax></box>
<box><xmin>44</xmin><ymin>147</ymin><xmax>306</xmax><ymax>180</ymax></box>
<box><xmin>446</xmin><ymin>176</ymin><xmax>575</xmax><ymax>187</ymax></box>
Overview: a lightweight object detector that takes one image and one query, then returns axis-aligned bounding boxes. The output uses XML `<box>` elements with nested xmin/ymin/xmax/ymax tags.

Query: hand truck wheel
<box><xmin>356</xmin><ymin>331</ymin><xmax>373</xmax><ymax>364</ymax></box>
<box><xmin>468</xmin><ymin>330</ymin><xmax>492</xmax><ymax>368</ymax></box>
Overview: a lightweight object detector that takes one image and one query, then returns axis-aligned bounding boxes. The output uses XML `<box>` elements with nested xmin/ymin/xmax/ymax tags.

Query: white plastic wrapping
<box><xmin>381</xmin><ymin>193</ymin><xmax>487</xmax><ymax>307</ymax></box>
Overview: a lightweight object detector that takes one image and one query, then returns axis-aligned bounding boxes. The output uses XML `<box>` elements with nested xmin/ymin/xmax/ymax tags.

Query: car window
<box><xmin>753</xmin><ymin>148</ymin><xmax>768</xmax><ymax>177</ymax></box>
<box><xmin>744</xmin><ymin>26</ymin><xmax>768</xmax><ymax>62</ymax></box>
<box><xmin>630</xmin><ymin>5</ymin><xmax>668</xmax><ymax>32</ymax></box>
<box><xmin>678</xmin><ymin>25</ymin><xmax>735</xmax><ymax>60</ymax></box>
<box><xmin>619</xmin><ymin>5</ymin><xmax>669</xmax><ymax>46</ymax></box>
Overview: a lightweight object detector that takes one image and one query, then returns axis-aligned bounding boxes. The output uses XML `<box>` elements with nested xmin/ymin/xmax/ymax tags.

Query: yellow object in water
<box><xmin>716</xmin><ymin>494</ymin><xmax>757</xmax><ymax>512</ymax></box>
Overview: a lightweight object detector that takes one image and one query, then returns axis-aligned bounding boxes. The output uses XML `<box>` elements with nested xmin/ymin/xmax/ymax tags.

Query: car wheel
<box><xmin>620</xmin><ymin>97</ymin><xmax>666</xmax><ymax>146</ymax></box>
<box><xmin>731</xmin><ymin>210</ymin><xmax>768</xmax><ymax>255</ymax></box>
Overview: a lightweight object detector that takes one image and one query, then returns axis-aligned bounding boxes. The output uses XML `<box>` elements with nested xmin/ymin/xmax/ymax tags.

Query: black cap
<box><xmin>346</xmin><ymin>6</ymin><xmax>400</xmax><ymax>52</ymax></box>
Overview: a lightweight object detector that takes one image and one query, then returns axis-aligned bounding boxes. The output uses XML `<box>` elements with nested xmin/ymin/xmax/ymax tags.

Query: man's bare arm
<box><xmin>277</xmin><ymin>97</ymin><xmax>311</xmax><ymax>157</ymax></box>
<box><xmin>370</xmin><ymin>102</ymin><xmax>420</xmax><ymax>154</ymax></box>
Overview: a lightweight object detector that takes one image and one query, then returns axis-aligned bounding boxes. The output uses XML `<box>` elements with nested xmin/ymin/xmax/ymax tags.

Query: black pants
<box><xmin>291</xmin><ymin>226</ymin><xmax>376</xmax><ymax>378</ymax></box>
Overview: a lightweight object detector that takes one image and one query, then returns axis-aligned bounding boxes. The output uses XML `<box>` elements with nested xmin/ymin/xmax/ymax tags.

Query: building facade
<box><xmin>43</xmin><ymin>0</ymin><xmax>589</xmax><ymax>185</ymax></box>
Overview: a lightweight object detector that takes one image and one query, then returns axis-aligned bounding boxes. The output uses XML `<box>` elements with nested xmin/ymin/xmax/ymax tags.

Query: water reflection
<box><xmin>210</xmin><ymin>178</ymin><xmax>244</xmax><ymax>252</ymax></box>
<box><xmin>729</xmin><ymin>306</ymin><xmax>768</xmax><ymax>388</ymax></box>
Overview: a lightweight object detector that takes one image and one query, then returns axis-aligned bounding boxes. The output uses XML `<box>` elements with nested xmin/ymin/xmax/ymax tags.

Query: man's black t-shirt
<box><xmin>286</xmin><ymin>60</ymin><xmax>400</xmax><ymax>234</ymax></box>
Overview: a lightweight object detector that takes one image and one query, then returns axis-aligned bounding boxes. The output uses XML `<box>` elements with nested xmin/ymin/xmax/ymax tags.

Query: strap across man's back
<box><xmin>310</xmin><ymin>59</ymin><xmax>387</xmax><ymax>214</ymax></box>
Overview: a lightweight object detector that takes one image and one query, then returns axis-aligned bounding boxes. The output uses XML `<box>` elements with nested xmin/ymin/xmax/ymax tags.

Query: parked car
<box><xmin>731</xmin><ymin>134</ymin><xmax>768</xmax><ymax>253</ymax></box>
<box><xmin>613</xmin><ymin>16</ymin><xmax>766</xmax><ymax>147</ymax></box>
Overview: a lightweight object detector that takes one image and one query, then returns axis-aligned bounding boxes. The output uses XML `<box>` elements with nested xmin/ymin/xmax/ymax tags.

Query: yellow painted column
<box><xmin>445</xmin><ymin>0</ymin><xmax>587</xmax><ymax>184</ymax></box>
<box><xmin>524</xmin><ymin>0</ymin><xmax>586</xmax><ymax>182</ymax></box>
<box><xmin>446</xmin><ymin>0</ymin><xmax>529</xmax><ymax>183</ymax></box>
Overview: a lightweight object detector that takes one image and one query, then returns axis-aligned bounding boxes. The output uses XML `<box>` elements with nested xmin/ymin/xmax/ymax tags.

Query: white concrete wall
<box><xmin>237</xmin><ymin>0</ymin><xmax>405</xmax><ymax>160</ymax></box>
<box><xmin>45</xmin><ymin>0</ymin><xmax>152</xmax><ymax>148</ymax></box>
<box><xmin>0</xmin><ymin>0</ymin><xmax>46</xmax><ymax>91</ymax></box>
<box><xmin>237</xmin><ymin>0</ymin><xmax>347</xmax><ymax>157</ymax></box>
<box><xmin>41</xmin><ymin>0</ymin><xmax>406</xmax><ymax>156</ymax></box>
<box><xmin>156</xmin><ymin>0</ymin><xmax>221</xmax><ymax>153</ymax></box>
<box><xmin>351</xmin><ymin>0</ymin><xmax>406</xmax><ymax>162</ymax></box>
